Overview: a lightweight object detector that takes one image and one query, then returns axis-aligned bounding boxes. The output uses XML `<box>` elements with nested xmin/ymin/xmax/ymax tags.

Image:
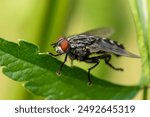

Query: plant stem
<box><xmin>128</xmin><ymin>0</ymin><xmax>150</xmax><ymax>99</ymax></box>
<box><xmin>37</xmin><ymin>0</ymin><xmax>76</xmax><ymax>52</ymax></box>
<box><xmin>143</xmin><ymin>86</ymin><xmax>148</xmax><ymax>100</ymax></box>
<box><xmin>38</xmin><ymin>0</ymin><xmax>57</xmax><ymax>52</ymax></box>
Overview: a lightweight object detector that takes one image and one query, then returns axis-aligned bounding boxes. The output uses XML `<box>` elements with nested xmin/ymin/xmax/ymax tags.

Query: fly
<box><xmin>49</xmin><ymin>28</ymin><xmax>140</xmax><ymax>85</ymax></box>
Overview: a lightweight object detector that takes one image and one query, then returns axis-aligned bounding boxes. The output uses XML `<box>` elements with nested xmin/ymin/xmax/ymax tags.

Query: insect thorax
<box><xmin>68</xmin><ymin>35</ymin><xmax>95</xmax><ymax>60</ymax></box>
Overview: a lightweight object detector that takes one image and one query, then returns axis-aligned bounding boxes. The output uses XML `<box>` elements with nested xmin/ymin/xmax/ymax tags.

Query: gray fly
<box><xmin>49</xmin><ymin>28</ymin><xmax>140</xmax><ymax>85</ymax></box>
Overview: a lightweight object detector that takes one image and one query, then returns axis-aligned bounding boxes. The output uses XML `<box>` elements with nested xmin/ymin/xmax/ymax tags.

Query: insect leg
<box><xmin>71</xmin><ymin>60</ymin><xmax>73</xmax><ymax>67</ymax></box>
<box><xmin>104</xmin><ymin>54</ymin><xmax>123</xmax><ymax>71</ymax></box>
<box><xmin>85</xmin><ymin>58</ymin><xmax>100</xmax><ymax>85</ymax></box>
<box><xmin>68</xmin><ymin>53</ymin><xmax>76</xmax><ymax>67</ymax></box>
<box><xmin>48</xmin><ymin>52</ymin><xmax>61</xmax><ymax>56</ymax></box>
<box><xmin>56</xmin><ymin>54</ymin><xmax>68</xmax><ymax>75</ymax></box>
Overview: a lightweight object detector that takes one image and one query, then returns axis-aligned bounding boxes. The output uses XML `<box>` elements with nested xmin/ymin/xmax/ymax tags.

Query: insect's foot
<box><xmin>113</xmin><ymin>67</ymin><xmax>124</xmax><ymax>71</ymax></box>
<box><xmin>56</xmin><ymin>70</ymin><xmax>61</xmax><ymax>76</ymax></box>
<box><xmin>88</xmin><ymin>81</ymin><xmax>93</xmax><ymax>86</ymax></box>
<box><xmin>118</xmin><ymin>68</ymin><xmax>124</xmax><ymax>71</ymax></box>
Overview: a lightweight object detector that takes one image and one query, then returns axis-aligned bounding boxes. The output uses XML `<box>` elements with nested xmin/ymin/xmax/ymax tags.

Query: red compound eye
<box><xmin>60</xmin><ymin>39</ymin><xmax>70</xmax><ymax>52</ymax></box>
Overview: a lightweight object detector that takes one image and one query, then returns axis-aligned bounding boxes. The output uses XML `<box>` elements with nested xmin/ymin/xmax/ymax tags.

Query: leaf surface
<box><xmin>0</xmin><ymin>38</ymin><xmax>140</xmax><ymax>99</ymax></box>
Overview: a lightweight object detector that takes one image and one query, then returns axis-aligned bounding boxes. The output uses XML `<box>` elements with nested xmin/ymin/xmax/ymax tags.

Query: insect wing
<box><xmin>80</xmin><ymin>27</ymin><xmax>114</xmax><ymax>37</ymax></box>
<box><xmin>88</xmin><ymin>39</ymin><xmax>140</xmax><ymax>58</ymax></box>
<box><xmin>109</xmin><ymin>47</ymin><xmax>140</xmax><ymax>58</ymax></box>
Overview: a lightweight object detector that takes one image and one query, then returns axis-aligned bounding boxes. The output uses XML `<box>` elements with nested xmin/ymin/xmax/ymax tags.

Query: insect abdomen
<box><xmin>104</xmin><ymin>38</ymin><xmax>124</xmax><ymax>49</ymax></box>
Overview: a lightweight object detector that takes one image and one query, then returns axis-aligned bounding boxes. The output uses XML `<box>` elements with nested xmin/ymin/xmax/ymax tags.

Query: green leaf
<box><xmin>0</xmin><ymin>38</ymin><xmax>140</xmax><ymax>99</ymax></box>
<box><xmin>128</xmin><ymin>0</ymin><xmax>150</xmax><ymax>100</ymax></box>
<box><xmin>128</xmin><ymin>0</ymin><xmax>150</xmax><ymax>86</ymax></box>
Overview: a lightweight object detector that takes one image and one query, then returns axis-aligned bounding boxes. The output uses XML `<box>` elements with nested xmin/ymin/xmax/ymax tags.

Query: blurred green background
<box><xmin>0</xmin><ymin>0</ymin><xmax>141</xmax><ymax>99</ymax></box>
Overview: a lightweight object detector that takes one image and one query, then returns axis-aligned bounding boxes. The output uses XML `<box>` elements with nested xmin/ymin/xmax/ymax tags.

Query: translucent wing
<box><xmin>108</xmin><ymin>48</ymin><xmax>140</xmax><ymax>58</ymax></box>
<box><xmin>80</xmin><ymin>27</ymin><xmax>114</xmax><ymax>37</ymax></box>
<box><xmin>88</xmin><ymin>39</ymin><xmax>140</xmax><ymax>58</ymax></box>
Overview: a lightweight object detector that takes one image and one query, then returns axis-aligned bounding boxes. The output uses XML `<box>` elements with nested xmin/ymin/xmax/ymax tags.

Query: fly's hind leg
<box><xmin>85</xmin><ymin>54</ymin><xmax>113</xmax><ymax>85</ymax></box>
<box><xmin>85</xmin><ymin>58</ymin><xmax>100</xmax><ymax>85</ymax></box>
<box><xmin>104</xmin><ymin>54</ymin><xmax>123</xmax><ymax>71</ymax></box>
<box><xmin>85</xmin><ymin>54</ymin><xmax>123</xmax><ymax>85</ymax></box>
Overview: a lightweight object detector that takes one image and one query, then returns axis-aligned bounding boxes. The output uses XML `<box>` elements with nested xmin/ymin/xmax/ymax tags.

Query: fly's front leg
<box><xmin>48</xmin><ymin>52</ymin><xmax>61</xmax><ymax>56</ymax></box>
<box><xmin>49</xmin><ymin>52</ymin><xmax>68</xmax><ymax>76</ymax></box>
<box><xmin>85</xmin><ymin>58</ymin><xmax>100</xmax><ymax>85</ymax></box>
<box><xmin>104</xmin><ymin>55</ymin><xmax>123</xmax><ymax>71</ymax></box>
<box><xmin>56</xmin><ymin>54</ymin><xmax>68</xmax><ymax>76</ymax></box>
